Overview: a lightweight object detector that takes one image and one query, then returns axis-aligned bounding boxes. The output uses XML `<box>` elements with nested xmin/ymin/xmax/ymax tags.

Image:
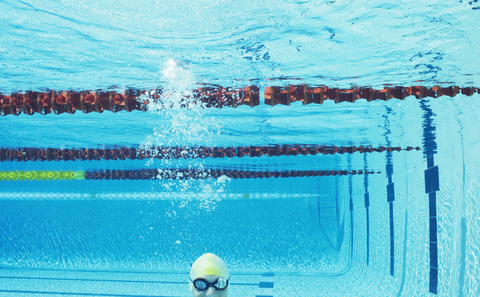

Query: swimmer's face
<box><xmin>190</xmin><ymin>275</ymin><xmax>229</xmax><ymax>297</ymax></box>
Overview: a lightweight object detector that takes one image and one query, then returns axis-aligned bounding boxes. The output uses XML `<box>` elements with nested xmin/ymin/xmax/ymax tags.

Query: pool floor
<box><xmin>0</xmin><ymin>267</ymin><xmax>273</xmax><ymax>297</ymax></box>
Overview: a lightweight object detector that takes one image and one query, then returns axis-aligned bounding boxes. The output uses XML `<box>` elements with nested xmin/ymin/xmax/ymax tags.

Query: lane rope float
<box><xmin>0</xmin><ymin>145</ymin><xmax>421</xmax><ymax>162</ymax></box>
<box><xmin>0</xmin><ymin>169</ymin><xmax>378</xmax><ymax>181</ymax></box>
<box><xmin>0</xmin><ymin>85</ymin><xmax>477</xmax><ymax>116</ymax></box>
<box><xmin>0</xmin><ymin>170</ymin><xmax>85</xmax><ymax>181</ymax></box>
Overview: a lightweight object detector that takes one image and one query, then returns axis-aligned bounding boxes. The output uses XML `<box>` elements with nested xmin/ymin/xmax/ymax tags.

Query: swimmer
<box><xmin>189</xmin><ymin>253</ymin><xmax>229</xmax><ymax>297</ymax></box>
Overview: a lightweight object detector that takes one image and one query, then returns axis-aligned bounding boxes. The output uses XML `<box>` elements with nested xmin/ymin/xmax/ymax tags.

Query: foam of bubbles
<box><xmin>139</xmin><ymin>59</ymin><xmax>229</xmax><ymax>210</ymax></box>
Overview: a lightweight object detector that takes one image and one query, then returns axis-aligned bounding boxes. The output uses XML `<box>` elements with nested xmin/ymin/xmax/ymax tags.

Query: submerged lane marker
<box><xmin>0</xmin><ymin>170</ymin><xmax>85</xmax><ymax>181</ymax></box>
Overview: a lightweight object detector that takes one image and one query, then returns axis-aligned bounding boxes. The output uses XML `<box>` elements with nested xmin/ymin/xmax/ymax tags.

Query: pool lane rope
<box><xmin>0</xmin><ymin>169</ymin><xmax>378</xmax><ymax>181</ymax></box>
<box><xmin>0</xmin><ymin>85</ymin><xmax>477</xmax><ymax>116</ymax></box>
<box><xmin>0</xmin><ymin>170</ymin><xmax>85</xmax><ymax>181</ymax></box>
<box><xmin>0</xmin><ymin>145</ymin><xmax>421</xmax><ymax>162</ymax></box>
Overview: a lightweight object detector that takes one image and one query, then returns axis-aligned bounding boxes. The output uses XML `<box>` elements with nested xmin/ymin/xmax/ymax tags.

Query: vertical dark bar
<box><xmin>420</xmin><ymin>99</ymin><xmax>439</xmax><ymax>294</ymax></box>
<box><xmin>430</xmin><ymin>268</ymin><xmax>438</xmax><ymax>294</ymax></box>
<box><xmin>384</xmin><ymin>106</ymin><xmax>395</xmax><ymax>277</ymax></box>
<box><xmin>348</xmin><ymin>155</ymin><xmax>354</xmax><ymax>259</ymax></box>
<box><xmin>387</xmin><ymin>183</ymin><xmax>395</xmax><ymax>202</ymax></box>
<box><xmin>389</xmin><ymin>202</ymin><xmax>394</xmax><ymax>276</ymax></box>
<box><xmin>390</xmin><ymin>255</ymin><xmax>395</xmax><ymax>277</ymax></box>
<box><xmin>429</xmin><ymin>192</ymin><xmax>437</xmax><ymax>217</ymax></box>
<box><xmin>364</xmin><ymin>152</ymin><xmax>370</xmax><ymax>265</ymax></box>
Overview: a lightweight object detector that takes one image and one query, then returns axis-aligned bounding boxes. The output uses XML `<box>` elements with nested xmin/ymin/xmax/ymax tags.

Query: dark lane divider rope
<box><xmin>0</xmin><ymin>168</ymin><xmax>380</xmax><ymax>181</ymax></box>
<box><xmin>0</xmin><ymin>145</ymin><xmax>420</xmax><ymax>162</ymax></box>
<box><xmin>84</xmin><ymin>168</ymin><xmax>379</xmax><ymax>180</ymax></box>
<box><xmin>0</xmin><ymin>85</ymin><xmax>476</xmax><ymax>116</ymax></box>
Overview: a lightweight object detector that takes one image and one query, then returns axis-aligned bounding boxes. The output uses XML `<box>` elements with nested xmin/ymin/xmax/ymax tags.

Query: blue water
<box><xmin>1</xmin><ymin>0</ymin><xmax>480</xmax><ymax>91</ymax></box>
<box><xmin>1</xmin><ymin>0</ymin><xmax>480</xmax><ymax>296</ymax></box>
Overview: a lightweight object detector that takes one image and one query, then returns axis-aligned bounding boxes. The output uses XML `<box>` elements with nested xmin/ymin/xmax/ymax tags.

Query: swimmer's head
<box><xmin>190</xmin><ymin>253</ymin><xmax>229</xmax><ymax>280</ymax></box>
<box><xmin>189</xmin><ymin>253</ymin><xmax>229</xmax><ymax>297</ymax></box>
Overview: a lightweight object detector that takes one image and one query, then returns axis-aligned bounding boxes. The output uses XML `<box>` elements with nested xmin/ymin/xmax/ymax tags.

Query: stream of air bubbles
<box><xmin>139</xmin><ymin>60</ymin><xmax>230</xmax><ymax>210</ymax></box>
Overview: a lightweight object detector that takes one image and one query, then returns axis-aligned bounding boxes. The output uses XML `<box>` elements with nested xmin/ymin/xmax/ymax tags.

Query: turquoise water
<box><xmin>1</xmin><ymin>0</ymin><xmax>480</xmax><ymax>296</ymax></box>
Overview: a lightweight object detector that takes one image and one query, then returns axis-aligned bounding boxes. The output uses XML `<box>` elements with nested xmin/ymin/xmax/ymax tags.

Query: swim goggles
<box><xmin>190</xmin><ymin>277</ymin><xmax>229</xmax><ymax>291</ymax></box>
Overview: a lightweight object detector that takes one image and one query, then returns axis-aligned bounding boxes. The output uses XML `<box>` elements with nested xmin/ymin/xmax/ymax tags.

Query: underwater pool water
<box><xmin>1</xmin><ymin>0</ymin><xmax>480</xmax><ymax>296</ymax></box>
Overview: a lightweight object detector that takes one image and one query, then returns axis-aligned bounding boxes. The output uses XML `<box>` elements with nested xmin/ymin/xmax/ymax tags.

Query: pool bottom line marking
<box><xmin>0</xmin><ymin>290</ymin><xmax>180</xmax><ymax>297</ymax></box>
<box><xmin>255</xmin><ymin>272</ymin><xmax>274</xmax><ymax>297</ymax></box>
<box><xmin>420</xmin><ymin>99</ymin><xmax>439</xmax><ymax>295</ymax></box>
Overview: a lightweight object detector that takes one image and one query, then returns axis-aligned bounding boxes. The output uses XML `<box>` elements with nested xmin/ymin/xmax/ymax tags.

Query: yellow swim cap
<box><xmin>190</xmin><ymin>253</ymin><xmax>229</xmax><ymax>280</ymax></box>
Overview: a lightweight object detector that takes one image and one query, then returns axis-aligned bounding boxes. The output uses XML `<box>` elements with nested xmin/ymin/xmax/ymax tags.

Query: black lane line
<box><xmin>347</xmin><ymin>154</ymin><xmax>354</xmax><ymax>259</ymax></box>
<box><xmin>364</xmin><ymin>152</ymin><xmax>370</xmax><ymax>266</ymax></box>
<box><xmin>0</xmin><ymin>276</ymin><xmax>258</xmax><ymax>287</ymax></box>
<box><xmin>0</xmin><ymin>290</ymin><xmax>181</xmax><ymax>297</ymax></box>
<box><xmin>0</xmin><ymin>276</ymin><xmax>186</xmax><ymax>284</ymax></box>
<box><xmin>383</xmin><ymin>106</ymin><xmax>395</xmax><ymax>277</ymax></box>
<box><xmin>420</xmin><ymin>99</ymin><xmax>439</xmax><ymax>295</ymax></box>
<box><xmin>0</xmin><ymin>266</ymin><xmax>188</xmax><ymax>275</ymax></box>
<box><xmin>0</xmin><ymin>267</ymin><xmax>260</xmax><ymax>279</ymax></box>
<box><xmin>255</xmin><ymin>272</ymin><xmax>274</xmax><ymax>297</ymax></box>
